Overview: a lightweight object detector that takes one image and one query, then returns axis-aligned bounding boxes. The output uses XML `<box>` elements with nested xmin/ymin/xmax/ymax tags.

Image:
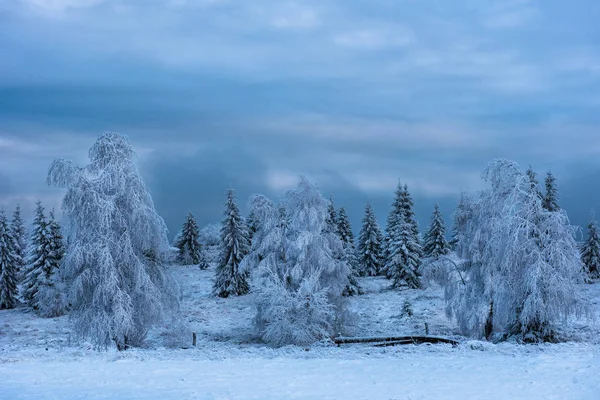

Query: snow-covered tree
<box><xmin>245</xmin><ymin>177</ymin><xmax>351</xmax><ymax>346</ymax></box>
<box><xmin>176</xmin><ymin>213</ymin><xmax>202</xmax><ymax>266</ymax></box>
<box><xmin>581</xmin><ymin>216</ymin><xmax>600</xmax><ymax>280</ymax></box>
<box><xmin>383</xmin><ymin>183</ymin><xmax>404</xmax><ymax>277</ymax></box>
<box><xmin>543</xmin><ymin>171</ymin><xmax>560</xmax><ymax>212</ymax></box>
<box><xmin>213</xmin><ymin>189</ymin><xmax>251</xmax><ymax>297</ymax></box>
<box><xmin>10</xmin><ymin>204</ymin><xmax>27</xmax><ymax>279</ymax></box>
<box><xmin>445</xmin><ymin>159</ymin><xmax>587</xmax><ymax>342</ymax></box>
<box><xmin>325</xmin><ymin>196</ymin><xmax>337</xmax><ymax>234</ymax></box>
<box><xmin>449</xmin><ymin>192</ymin><xmax>475</xmax><ymax>257</ymax></box>
<box><xmin>357</xmin><ymin>202</ymin><xmax>384</xmax><ymax>276</ymax></box>
<box><xmin>423</xmin><ymin>204</ymin><xmax>450</xmax><ymax>259</ymax></box>
<box><xmin>384</xmin><ymin>183</ymin><xmax>422</xmax><ymax>288</ymax></box>
<box><xmin>22</xmin><ymin>202</ymin><xmax>49</xmax><ymax>307</ymax></box>
<box><xmin>36</xmin><ymin>210</ymin><xmax>67</xmax><ymax>317</ymax></box>
<box><xmin>387</xmin><ymin>212</ymin><xmax>422</xmax><ymax>289</ymax></box>
<box><xmin>247</xmin><ymin>209</ymin><xmax>258</xmax><ymax>244</ymax></box>
<box><xmin>526</xmin><ymin>166</ymin><xmax>543</xmax><ymax>201</ymax></box>
<box><xmin>47</xmin><ymin>132</ymin><xmax>179</xmax><ymax>350</ymax></box>
<box><xmin>0</xmin><ymin>210</ymin><xmax>18</xmax><ymax>309</ymax></box>
<box><xmin>336</xmin><ymin>207</ymin><xmax>361</xmax><ymax>296</ymax></box>
<box><xmin>199</xmin><ymin>223</ymin><xmax>220</xmax><ymax>246</ymax></box>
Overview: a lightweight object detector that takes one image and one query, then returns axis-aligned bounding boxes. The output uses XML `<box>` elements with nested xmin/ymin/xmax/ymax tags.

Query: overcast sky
<box><xmin>1</xmin><ymin>0</ymin><xmax>599</xmax><ymax>238</ymax></box>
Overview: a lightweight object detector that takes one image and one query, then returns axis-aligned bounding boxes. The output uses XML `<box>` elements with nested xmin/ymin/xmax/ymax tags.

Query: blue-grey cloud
<box><xmin>0</xmin><ymin>0</ymin><xmax>599</xmax><ymax>235</ymax></box>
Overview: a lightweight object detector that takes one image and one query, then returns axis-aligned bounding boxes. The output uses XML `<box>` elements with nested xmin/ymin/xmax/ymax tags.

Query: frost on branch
<box><xmin>244</xmin><ymin>177</ymin><xmax>351</xmax><ymax>346</ymax></box>
<box><xmin>47</xmin><ymin>132</ymin><xmax>179</xmax><ymax>350</ymax></box>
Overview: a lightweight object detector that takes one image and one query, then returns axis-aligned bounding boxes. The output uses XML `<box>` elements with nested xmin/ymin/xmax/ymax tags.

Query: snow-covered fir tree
<box><xmin>526</xmin><ymin>166</ymin><xmax>543</xmax><ymax>201</ymax></box>
<box><xmin>543</xmin><ymin>171</ymin><xmax>560</xmax><ymax>212</ymax></box>
<box><xmin>213</xmin><ymin>189</ymin><xmax>251</xmax><ymax>298</ymax></box>
<box><xmin>383</xmin><ymin>183</ymin><xmax>404</xmax><ymax>277</ymax></box>
<box><xmin>22</xmin><ymin>201</ymin><xmax>49</xmax><ymax>308</ymax></box>
<box><xmin>399</xmin><ymin>184</ymin><xmax>422</xmax><ymax>260</ymax></box>
<box><xmin>36</xmin><ymin>210</ymin><xmax>67</xmax><ymax>317</ymax></box>
<box><xmin>445</xmin><ymin>159</ymin><xmax>587</xmax><ymax>342</ymax></box>
<box><xmin>247</xmin><ymin>209</ymin><xmax>258</xmax><ymax>244</ymax></box>
<box><xmin>0</xmin><ymin>210</ymin><xmax>18</xmax><ymax>309</ymax></box>
<box><xmin>357</xmin><ymin>202</ymin><xmax>384</xmax><ymax>276</ymax></box>
<box><xmin>387</xmin><ymin>211</ymin><xmax>422</xmax><ymax>289</ymax></box>
<box><xmin>384</xmin><ymin>183</ymin><xmax>422</xmax><ymax>288</ymax></box>
<box><xmin>244</xmin><ymin>177</ymin><xmax>351</xmax><ymax>346</ymax></box>
<box><xmin>423</xmin><ymin>204</ymin><xmax>450</xmax><ymax>259</ymax></box>
<box><xmin>449</xmin><ymin>192</ymin><xmax>474</xmax><ymax>256</ymax></box>
<box><xmin>47</xmin><ymin>132</ymin><xmax>179</xmax><ymax>350</ymax></box>
<box><xmin>176</xmin><ymin>213</ymin><xmax>203</xmax><ymax>266</ymax></box>
<box><xmin>582</xmin><ymin>215</ymin><xmax>600</xmax><ymax>280</ymax></box>
<box><xmin>325</xmin><ymin>196</ymin><xmax>337</xmax><ymax>234</ymax></box>
<box><xmin>10</xmin><ymin>204</ymin><xmax>27</xmax><ymax>279</ymax></box>
<box><xmin>336</xmin><ymin>207</ymin><xmax>361</xmax><ymax>296</ymax></box>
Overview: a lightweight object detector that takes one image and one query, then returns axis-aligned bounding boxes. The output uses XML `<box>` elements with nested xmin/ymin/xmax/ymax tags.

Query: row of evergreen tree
<box><xmin>3</xmin><ymin>132</ymin><xmax>598</xmax><ymax>349</ymax></box>
<box><xmin>174</xmin><ymin>166</ymin><xmax>600</xmax><ymax>301</ymax></box>
<box><xmin>0</xmin><ymin>202</ymin><xmax>66</xmax><ymax>316</ymax></box>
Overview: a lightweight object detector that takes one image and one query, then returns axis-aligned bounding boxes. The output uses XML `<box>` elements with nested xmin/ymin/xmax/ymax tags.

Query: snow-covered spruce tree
<box><xmin>526</xmin><ymin>166</ymin><xmax>543</xmax><ymax>201</ymax></box>
<box><xmin>581</xmin><ymin>216</ymin><xmax>600</xmax><ymax>280</ymax></box>
<box><xmin>0</xmin><ymin>210</ymin><xmax>18</xmax><ymax>309</ymax></box>
<box><xmin>10</xmin><ymin>204</ymin><xmax>27</xmax><ymax>279</ymax></box>
<box><xmin>36</xmin><ymin>210</ymin><xmax>68</xmax><ymax>317</ymax></box>
<box><xmin>357</xmin><ymin>202</ymin><xmax>384</xmax><ymax>276</ymax></box>
<box><xmin>543</xmin><ymin>171</ymin><xmax>560</xmax><ymax>212</ymax></box>
<box><xmin>247</xmin><ymin>209</ymin><xmax>258</xmax><ymax>244</ymax></box>
<box><xmin>387</xmin><ymin>211</ymin><xmax>422</xmax><ymax>289</ymax></box>
<box><xmin>47</xmin><ymin>132</ymin><xmax>179</xmax><ymax>350</ymax></box>
<box><xmin>423</xmin><ymin>204</ymin><xmax>450</xmax><ymax>259</ymax></box>
<box><xmin>336</xmin><ymin>207</ymin><xmax>361</xmax><ymax>296</ymax></box>
<box><xmin>399</xmin><ymin>184</ymin><xmax>422</xmax><ymax>262</ymax></box>
<box><xmin>213</xmin><ymin>189</ymin><xmax>251</xmax><ymax>297</ymax></box>
<box><xmin>325</xmin><ymin>196</ymin><xmax>337</xmax><ymax>234</ymax></box>
<box><xmin>22</xmin><ymin>201</ymin><xmax>49</xmax><ymax>307</ymax></box>
<box><xmin>448</xmin><ymin>192</ymin><xmax>474</xmax><ymax>255</ymax></box>
<box><xmin>176</xmin><ymin>212</ymin><xmax>202</xmax><ymax>266</ymax></box>
<box><xmin>383</xmin><ymin>182</ymin><xmax>404</xmax><ymax>278</ymax></box>
<box><xmin>446</xmin><ymin>159</ymin><xmax>587</xmax><ymax>342</ymax></box>
<box><xmin>383</xmin><ymin>184</ymin><xmax>422</xmax><ymax>289</ymax></box>
<box><xmin>244</xmin><ymin>177</ymin><xmax>351</xmax><ymax>346</ymax></box>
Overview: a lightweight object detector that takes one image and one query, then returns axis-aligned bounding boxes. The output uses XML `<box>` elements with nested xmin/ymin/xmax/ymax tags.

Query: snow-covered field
<box><xmin>1</xmin><ymin>265</ymin><xmax>599</xmax><ymax>400</ymax></box>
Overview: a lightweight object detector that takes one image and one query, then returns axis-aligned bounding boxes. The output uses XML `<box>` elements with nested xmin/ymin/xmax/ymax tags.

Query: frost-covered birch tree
<box><xmin>176</xmin><ymin>213</ymin><xmax>203</xmax><ymax>266</ymax></box>
<box><xmin>213</xmin><ymin>189</ymin><xmax>251</xmax><ymax>297</ymax></box>
<box><xmin>581</xmin><ymin>216</ymin><xmax>600</xmax><ymax>280</ymax></box>
<box><xmin>244</xmin><ymin>177</ymin><xmax>351</xmax><ymax>346</ymax></box>
<box><xmin>10</xmin><ymin>205</ymin><xmax>27</xmax><ymax>279</ymax></box>
<box><xmin>423</xmin><ymin>204</ymin><xmax>450</xmax><ymax>259</ymax></box>
<box><xmin>445</xmin><ymin>159</ymin><xmax>587</xmax><ymax>342</ymax></box>
<box><xmin>0</xmin><ymin>210</ymin><xmax>18</xmax><ymax>309</ymax></box>
<box><xmin>47</xmin><ymin>132</ymin><xmax>179</xmax><ymax>350</ymax></box>
<box><xmin>357</xmin><ymin>202</ymin><xmax>384</xmax><ymax>276</ymax></box>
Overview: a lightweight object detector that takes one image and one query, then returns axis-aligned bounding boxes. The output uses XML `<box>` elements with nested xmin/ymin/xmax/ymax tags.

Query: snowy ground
<box><xmin>1</xmin><ymin>264</ymin><xmax>599</xmax><ymax>399</ymax></box>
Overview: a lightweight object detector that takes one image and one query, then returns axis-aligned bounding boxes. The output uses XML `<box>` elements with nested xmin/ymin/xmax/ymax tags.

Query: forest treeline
<box><xmin>0</xmin><ymin>132</ymin><xmax>598</xmax><ymax>349</ymax></box>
